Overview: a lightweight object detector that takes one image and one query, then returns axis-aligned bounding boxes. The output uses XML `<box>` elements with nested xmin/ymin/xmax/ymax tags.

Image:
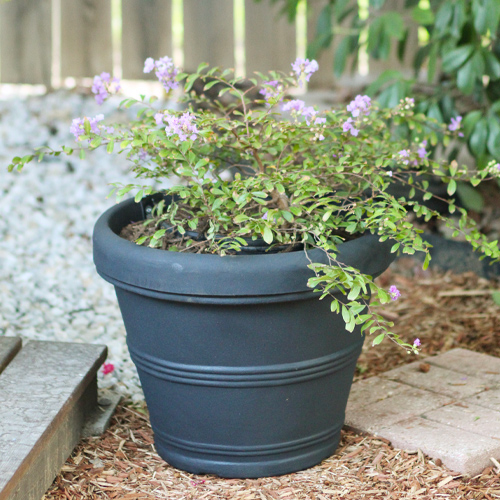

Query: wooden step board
<box><xmin>0</xmin><ymin>338</ymin><xmax>107</xmax><ymax>500</ymax></box>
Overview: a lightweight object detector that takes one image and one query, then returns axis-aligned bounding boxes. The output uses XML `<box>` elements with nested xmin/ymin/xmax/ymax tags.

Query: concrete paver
<box><xmin>378</xmin><ymin>416</ymin><xmax>500</xmax><ymax>476</ymax></box>
<box><xmin>380</xmin><ymin>361</ymin><xmax>488</xmax><ymax>399</ymax></box>
<box><xmin>423</xmin><ymin>402</ymin><xmax>500</xmax><ymax>439</ymax></box>
<box><xmin>427</xmin><ymin>348</ymin><xmax>500</xmax><ymax>385</ymax></box>
<box><xmin>345</xmin><ymin>387</ymin><xmax>451</xmax><ymax>434</ymax></box>
<box><xmin>346</xmin><ymin>348</ymin><xmax>500</xmax><ymax>476</ymax></box>
<box><xmin>464</xmin><ymin>388</ymin><xmax>500</xmax><ymax>412</ymax></box>
<box><xmin>346</xmin><ymin>376</ymin><xmax>407</xmax><ymax>413</ymax></box>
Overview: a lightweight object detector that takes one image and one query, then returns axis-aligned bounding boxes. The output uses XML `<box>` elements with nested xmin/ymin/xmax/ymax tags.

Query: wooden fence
<box><xmin>0</xmin><ymin>0</ymin><xmax>414</xmax><ymax>89</ymax></box>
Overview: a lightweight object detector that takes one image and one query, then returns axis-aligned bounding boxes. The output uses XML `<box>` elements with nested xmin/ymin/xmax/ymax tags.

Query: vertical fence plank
<box><xmin>367</xmin><ymin>0</ymin><xmax>418</xmax><ymax>82</ymax></box>
<box><xmin>183</xmin><ymin>0</ymin><xmax>234</xmax><ymax>71</ymax></box>
<box><xmin>0</xmin><ymin>0</ymin><xmax>52</xmax><ymax>85</ymax></box>
<box><xmin>306</xmin><ymin>1</ymin><xmax>335</xmax><ymax>89</ymax></box>
<box><xmin>122</xmin><ymin>0</ymin><xmax>172</xmax><ymax>79</ymax></box>
<box><xmin>60</xmin><ymin>0</ymin><xmax>113</xmax><ymax>78</ymax></box>
<box><xmin>244</xmin><ymin>0</ymin><xmax>296</xmax><ymax>75</ymax></box>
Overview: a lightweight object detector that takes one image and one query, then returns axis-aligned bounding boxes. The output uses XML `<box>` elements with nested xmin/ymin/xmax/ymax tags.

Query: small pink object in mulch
<box><xmin>102</xmin><ymin>362</ymin><xmax>115</xmax><ymax>375</ymax></box>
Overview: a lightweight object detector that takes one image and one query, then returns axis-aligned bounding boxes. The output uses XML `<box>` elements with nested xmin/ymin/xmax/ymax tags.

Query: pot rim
<box><xmin>93</xmin><ymin>197</ymin><xmax>396</xmax><ymax>297</ymax></box>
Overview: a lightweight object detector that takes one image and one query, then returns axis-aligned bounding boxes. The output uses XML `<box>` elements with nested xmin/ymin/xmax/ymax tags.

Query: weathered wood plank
<box><xmin>306</xmin><ymin>1</ymin><xmax>335</xmax><ymax>89</ymax></box>
<box><xmin>244</xmin><ymin>0</ymin><xmax>296</xmax><ymax>76</ymax></box>
<box><xmin>0</xmin><ymin>338</ymin><xmax>22</xmax><ymax>375</ymax></box>
<box><xmin>60</xmin><ymin>0</ymin><xmax>113</xmax><ymax>78</ymax></box>
<box><xmin>0</xmin><ymin>0</ymin><xmax>51</xmax><ymax>86</ymax></box>
<box><xmin>0</xmin><ymin>341</ymin><xmax>107</xmax><ymax>500</ymax></box>
<box><xmin>183</xmin><ymin>0</ymin><xmax>234</xmax><ymax>71</ymax></box>
<box><xmin>122</xmin><ymin>0</ymin><xmax>172</xmax><ymax>80</ymax></box>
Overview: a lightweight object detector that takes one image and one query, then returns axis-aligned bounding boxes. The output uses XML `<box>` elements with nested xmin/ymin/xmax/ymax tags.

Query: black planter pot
<box><xmin>93</xmin><ymin>198</ymin><xmax>396</xmax><ymax>478</ymax></box>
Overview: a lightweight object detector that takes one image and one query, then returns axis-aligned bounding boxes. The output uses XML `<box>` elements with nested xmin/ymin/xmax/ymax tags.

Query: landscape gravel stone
<box><xmin>0</xmin><ymin>88</ymin><xmax>175</xmax><ymax>400</ymax></box>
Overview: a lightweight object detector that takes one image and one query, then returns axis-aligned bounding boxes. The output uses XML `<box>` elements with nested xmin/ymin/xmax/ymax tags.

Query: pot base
<box><xmin>154</xmin><ymin>430</ymin><xmax>342</xmax><ymax>478</ymax></box>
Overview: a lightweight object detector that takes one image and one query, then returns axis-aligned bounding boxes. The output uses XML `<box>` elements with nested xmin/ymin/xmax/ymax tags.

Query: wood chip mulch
<box><xmin>42</xmin><ymin>258</ymin><xmax>500</xmax><ymax>500</ymax></box>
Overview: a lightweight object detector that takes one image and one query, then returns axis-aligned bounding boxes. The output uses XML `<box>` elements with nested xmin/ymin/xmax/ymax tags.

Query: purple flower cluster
<box><xmin>342</xmin><ymin>117</ymin><xmax>358</xmax><ymax>137</ymax></box>
<box><xmin>342</xmin><ymin>94</ymin><xmax>371</xmax><ymax>136</ymax></box>
<box><xmin>417</xmin><ymin>140</ymin><xmax>427</xmax><ymax>159</ymax></box>
<box><xmin>164</xmin><ymin>112</ymin><xmax>198</xmax><ymax>141</ymax></box>
<box><xmin>398</xmin><ymin>149</ymin><xmax>410</xmax><ymax>165</ymax></box>
<box><xmin>346</xmin><ymin>95</ymin><xmax>371</xmax><ymax>118</ymax></box>
<box><xmin>69</xmin><ymin>114</ymin><xmax>114</xmax><ymax>140</ymax></box>
<box><xmin>144</xmin><ymin>56</ymin><xmax>179</xmax><ymax>92</ymax></box>
<box><xmin>282</xmin><ymin>99</ymin><xmax>317</xmax><ymax>125</ymax></box>
<box><xmin>413</xmin><ymin>338</ymin><xmax>421</xmax><ymax>348</ymax></box>
<box><xmin>259</xmin><ymin>80</ymin><xmax>282</xmax><ymax>103</ymax></box>
<box><xmin>91</xmin><ymin>72</ymin><xmax>121</xmax><ymax>105</ymax></box>
<box><xmin>448</xmin><ymin>116</ymin><xmax>462</xmax><ymax>131</ymax></box>
<box><xmin>291</xmin><ymin>58</ymin><xmax>319</xmax><ymax>85</ymax></box>
<box><xmin>389</xmin><ymin>285</ymin><xmax>401</xmax><ymax>301</ymax></box>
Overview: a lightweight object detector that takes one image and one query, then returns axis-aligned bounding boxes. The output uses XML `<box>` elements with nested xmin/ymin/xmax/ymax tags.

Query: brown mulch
<box><xmin>42</xmin><ymin>259</ymin><xmax>500</xmax><ymax>500</ymax></box>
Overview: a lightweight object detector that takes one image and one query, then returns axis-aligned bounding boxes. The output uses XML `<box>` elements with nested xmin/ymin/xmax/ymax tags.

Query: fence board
<box><xmin>366</xmin><ymin>0</ymin><xmax>418</xmax><ymax>82</ymax></box>
<box><xmin>60</xmin><ymin>0</ymin><xmax>113</xmax><ymax>78</ymax></box>
<box><xmin>244</xmin><ymin>0</ymin><xmax>296</xmax><ymax>75</ymax></box>
<box><xmin>0</xmin><ymin>0</ymin><xmax>52</xmax><ymax>86</ymax></box>
<box><xmin>306</xmin><ymin>1</ymin><xmax>335</xmax><ymax>89</ymax></box>
<box><xmin>122</xmin><ymin>0</ymin><xmax>172</xmax><ymax>79</ymax></box>
<box><xmin>183</xmin><ymin>0</ymin><xmax>234</xmax><ymax>71</ymax></box>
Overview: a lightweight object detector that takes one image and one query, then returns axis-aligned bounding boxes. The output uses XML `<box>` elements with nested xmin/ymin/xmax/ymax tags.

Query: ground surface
<box><xmin>41</xmin><ymin>261</ymin><xmax>500</xmax><ymax>500</ymax></box>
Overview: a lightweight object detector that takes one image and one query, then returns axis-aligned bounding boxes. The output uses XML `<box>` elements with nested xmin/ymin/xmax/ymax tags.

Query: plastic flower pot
<box><xmin>93</xmin><ymin>197</ymin><xmax>396</xmax><ymax>478</ymax></box>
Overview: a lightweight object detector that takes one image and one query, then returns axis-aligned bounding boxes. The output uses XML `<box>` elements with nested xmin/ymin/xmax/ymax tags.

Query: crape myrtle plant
<box><xmin>8</xmin><ymin>57</ymin><xmax>500</xmax><ymax>353</ymax></box>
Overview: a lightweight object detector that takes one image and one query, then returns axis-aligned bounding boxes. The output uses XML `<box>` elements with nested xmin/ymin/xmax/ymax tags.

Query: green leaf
<box><xmin>372</xmin><ymin>333</ymin><xmax>385</xmax><ymax>346</ymax></box>
<box><xmin>442</xmin><ymin>45</ymin><xmax>474</xmax><ymax>73</ymax></box>
<box><xmin>484</xmin><ymin>52</ymin><xmax>500</xmax><ymax>79</ymax></box>
<box><xmin>469</xmin><ymin>119</ymin><xmax>488</xmax><ymax>157</ymax></box>
<box><xmin>456</xmin><ymin>182</ymin><xmax>484</xmax><ymax>212</ymax></box>
<box><xmin>333</xmin><ymin>37</ymin><xmax>352</xmax><ymax>78</ymax></box>
<box><xmin>457</xmin><ymin>52</ymin><xmax>485</xmax><ymax>95</ymax></box>
<box><xmin>106</xmin><ymin>140</ymin><xmax>115</xmax><ymax>154</ymax></box>
<box><xmin>411</xmin><ymin>6</ymin><xmax>434</xmax><ymax>25</ymax></box>
<box><xmin>492</xmin><ymin>291</ymin><xmax>500</xmax><ymax>306</ymax></box>
<box><xmin>462</xmin><ymin>110</ymin><xmax>482</xmax><ymax>137</ymax></box>
<box><xmin>487</xmin><ymin>117</ymin><xmax>500</xmax><ymax>159</ymax></box>
<box><xmin>262</xmin><ymin>226</ymin><xmax>273</xmax><ymax>244</ymax></box>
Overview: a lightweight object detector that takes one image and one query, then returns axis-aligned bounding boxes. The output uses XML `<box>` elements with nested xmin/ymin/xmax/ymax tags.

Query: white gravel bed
<box><xmin>0</xmin><ymin>88</ymin><xmax>175</xmax><ymax>401</ymax></box>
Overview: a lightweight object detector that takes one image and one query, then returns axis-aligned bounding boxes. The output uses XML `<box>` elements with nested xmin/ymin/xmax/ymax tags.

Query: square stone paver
<box><xmin>464</xmin><ymin>388</ymin><xmax>500</xmax><ymax>412</ymax></box>
<box><xmin>345</xmin><ymin>348</ymin><xmax>500</xmax><ymax>475</ymax></box>
<box><xmin>345</xmin><ymin>386</ymin><xmax>451</xmax><ymax>434</ymax></box>
<box><xmin>427</xmin><ymin>348</ymin><xmax>500</xmax><ymax>386</ymax></box>
<box><xmin>380</xmin><ymin>361</ymin><xmax>488</xmax><ymax>399</ymax></box>
<box><xmin>423</xmin><ymin>402</ymin><xmax>500</xmax><ymax>439</ymax></box>
<box><xmin>378</xmin><ymin>417</ymin><xmax>500</xmax><ymax>476</ymax></box>
<box><xmin>346</xmin><ymin>376</ymin><xmax>407</xmax><ymax>413</ymax></box>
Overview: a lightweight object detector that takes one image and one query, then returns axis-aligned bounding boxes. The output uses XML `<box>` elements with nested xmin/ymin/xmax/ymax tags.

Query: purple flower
<box><xmin>398</xmin><ymin>149</ymin><xmax>410</xmax><ymax>165</ymax></box>
<box><xmin>138</xmin><ymin>148</ymin><xmax>149</xmax><ymax>161</ymax></box>
<box><xmin>389</xmin><ymin>285</ymin><xmax>401</xmax><ymax>301</ymax></box>
<box><xmin>342</xmin><ymin>117</ymin><xmax>359</xmax><ymax>137</ymax></box>
<box><xmin>291</xmin><ymin>57</ymin><xmax>319</xmax><ymax>85</ymax></box>
<box><xmin>417</xmin><ymin>141</ymin><xmax>427</xmax><ymax>159</ymax></box>
<box><xmin>143</xmin><ymin>56</ymin><xmax>179</xmax><ymax>92</ymax></box>
<box><xmin>346</xmin><ymin>95</ymin><xmax>371</xmax><ymax>118</ymax></box>
<box><xmin>143</xmin><ymin>57</ymin><xmax>155</xmax><ymax>73</ymax></box>
<box><xmin>69</xmin><ymin>114</ymin><xmax>107</xmax><ymax>139</ymax></box>
<box><xmin>301</xmin><ymin>106</ymin><xmax>317</xmax><ymax>125</ymax></box>
<box><xmin>387</xmin><ymin>171</ymin><xmax>393</xmax><ymax>177</ymax></box>
<box><xmin>91</xmin><ymin>72</ymin><xmax>121</xmax><ymax>105</ymax></box>
<box><xmin>314</xmin><ymin>117</ymin><xmax>326</xmax><ymax>125</ymax></box>
<box><xmin>449</xmin><ymin>116</ymin><xmax>462</xmax><ymax>132</ymax></box>
<box><xmin>259</xmin><ymin>80</ymin><xmax>282</xmax><ymax>103</ymax></box>
<box><xmin>164</xmin><ymin>112</ymin><xmax>198</xmax><ymax>141</ymax></box>
<box><xmin>154</xmin><ymin>112</ymin><xmax>165</xmax><ymax>125</ymax></box>
<box><xmin>413</xmin><ymin>338</ymin><xmax>421</xmax><ymax>348</ymax></box>
<box><xmin>282</xmin><ymin>99</ymin><xmax>305</xmax><ymax>113</ymax></box>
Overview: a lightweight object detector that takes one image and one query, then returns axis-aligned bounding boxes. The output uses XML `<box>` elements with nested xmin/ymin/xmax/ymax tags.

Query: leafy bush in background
<box><xmin>270</xmin><ymin>0</ymin><xmax>500</xmax><ymax>179</ymax></box>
